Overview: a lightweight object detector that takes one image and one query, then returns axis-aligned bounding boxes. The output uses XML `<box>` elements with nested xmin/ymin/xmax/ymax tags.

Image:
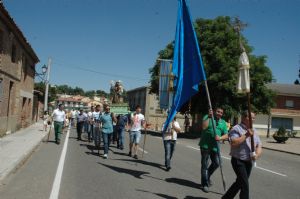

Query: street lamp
<box><xmin>42</xmin><ymin>65</ymin><xmax>47</xmax><ymax>74</ymax></box>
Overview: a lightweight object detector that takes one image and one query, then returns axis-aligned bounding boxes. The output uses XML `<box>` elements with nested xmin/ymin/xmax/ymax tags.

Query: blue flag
<box><xmin>163</xmin><ymin>0</ymin><xmax>207</xmax><ymax>131</ymax></box>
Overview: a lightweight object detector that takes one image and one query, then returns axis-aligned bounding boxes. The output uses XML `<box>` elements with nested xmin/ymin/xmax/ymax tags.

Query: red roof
<box><xmin>57</xmin><ymin>97</ymin><xmax>81</xmax><ymax>102</ymax></box>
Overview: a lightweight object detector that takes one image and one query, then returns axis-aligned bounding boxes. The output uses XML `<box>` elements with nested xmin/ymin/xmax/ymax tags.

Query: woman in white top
<box><xmin>43</xmin><ymin>111</ymin><xmax>50</xmax><ymax>131</ymax></box>
<box><xmin>163</xmin><ymin>117</ymin><xmax>181</xmax><ymax>171</ymax></box>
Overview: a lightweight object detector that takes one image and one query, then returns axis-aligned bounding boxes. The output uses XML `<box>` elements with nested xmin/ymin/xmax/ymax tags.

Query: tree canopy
<box><xmin>34</xmin><ymin>83</ymin><xmax>109</xmax><ymax>102</ymax></box>
<box><xmin>149</xmin><ymin>16</ymin><xmax>275</xmax><ymax>119</ymax></box>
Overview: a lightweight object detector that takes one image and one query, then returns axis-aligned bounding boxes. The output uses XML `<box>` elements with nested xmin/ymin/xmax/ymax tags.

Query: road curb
<box><xmin>262</xmin><ymin>146</ymin><xmax>300</xmax><ymax>156</ymax></box>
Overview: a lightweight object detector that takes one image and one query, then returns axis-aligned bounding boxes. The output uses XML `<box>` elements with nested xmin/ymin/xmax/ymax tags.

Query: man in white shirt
<box><xmin>87</xmin><ymin>106</ymin><xmax>95</xmax><ymax>142</ymax></box>
<box><xmin>71</xmin><ymin>109</ymin><xmax>76</xmax><ymax>127</ymax></box>
<box><xmin>51</xmin><ymin>104</ymin><xmax>66</xmax><ymax>144</ymax></box>
<box><xmin>163</xmin><ymin>117</ymin><xmax>181</xmax><ymax>171</ymax></box>
<box><xmin>129</xmin><ymin>105</ymin><xmax>145</xmax><ymax>159</ymax></box>
<box><xmin>93</xmin><ymin>105</ymin><xmax>102</xmax><ymax>149</ymax></box>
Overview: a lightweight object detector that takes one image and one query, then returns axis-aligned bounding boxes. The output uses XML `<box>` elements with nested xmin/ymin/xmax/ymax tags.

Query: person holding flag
<box><xmin>199</xmin><ymin>108</ymin><xmax>228</xmax><ymax>193</ymax></box>
<box><xmin>158</xmin><ymin>0</ymin><xmax>227</xmax><ymax>190</ymax></box>
<box><xmin>222</xmin><ymin>18</ymin><xmax>263</xmax><ymax>198</ymax></box>
<box><xmin>222</xmin><ymin>111</ymin><xmax>262</xmax><ymax>199</ymax></box>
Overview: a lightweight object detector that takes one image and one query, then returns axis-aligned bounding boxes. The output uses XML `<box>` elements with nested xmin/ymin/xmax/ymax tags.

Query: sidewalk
<box><xmin>259</xmin><ymin>135</ymin><xmax>300</xmax><ymax>156</ymax></box>
<box><xmin>0</xmin><ymin>121</ymin><xmax>48</xmax><ymax>183</ymax></box>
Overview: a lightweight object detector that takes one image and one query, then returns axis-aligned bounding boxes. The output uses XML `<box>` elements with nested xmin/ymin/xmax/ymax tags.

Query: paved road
<box><xmin>0</xmin><ymin>127</ymin><xmax>300</xmax><ymax>199</ymax></box>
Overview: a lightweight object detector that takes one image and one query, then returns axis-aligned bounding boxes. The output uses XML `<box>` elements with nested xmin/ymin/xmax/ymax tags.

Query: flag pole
<box><xmin>247</xmin><ymin>92</ymin><xmax>256</xmax><ymax>166</ymax></box>
<box><xmin>204</xmin><ymin>80</ymin><xmax>226</xmax><ymax>191</ymax></box>
<box><xmin>142</xmin><ymin>123</ymin><xmax>151</xmax><ymax>159</ymax></box>
<box><xmin>233</xmin><ymin>17</ymin><xmax>256</xmax><ymax>166</ymax></box>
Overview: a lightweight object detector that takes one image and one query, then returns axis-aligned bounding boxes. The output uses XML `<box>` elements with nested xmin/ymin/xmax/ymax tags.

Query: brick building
<box><xmin>254</xmin><ymin>83</ymin><xmax>300</xmax><ymax>133</ymax></box>
<box><xmin>0</xmin><ymin>3</ymin><xmax>39</xmax><ymax>136</ymax></box>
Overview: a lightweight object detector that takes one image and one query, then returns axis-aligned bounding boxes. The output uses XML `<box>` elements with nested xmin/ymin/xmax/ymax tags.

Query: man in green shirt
<box><xmin>199</xmin><ymin>108</ymin><xmax>228</xmax><ymax>193</ymax></box>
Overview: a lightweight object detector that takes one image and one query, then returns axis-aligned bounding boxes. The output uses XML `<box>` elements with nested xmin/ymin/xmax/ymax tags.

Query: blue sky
<box><xmin>3</xmin><ymin>0</ymin><xmax>300</xmax><ymax>92</ymax></box>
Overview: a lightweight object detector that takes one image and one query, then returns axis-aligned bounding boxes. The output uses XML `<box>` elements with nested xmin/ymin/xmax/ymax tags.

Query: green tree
<box><xmin>149</xmin><ymin>16</ymin><xmax>275</xmax><ymax>119</ymax></box>
<box><xmin>85</xmin><ymin>90</ymin><xmax>96</xmax><ymax>99</ymax></box>
<box><xmin>56</xmin><ymin>84</ymin><xmax>72</xmax><ymax>94</ymax></box>
<box><xmin>96</xmin><ymin>89</ymin><xmax>108</xmax><ymax>97</ymax></box>
<box><xmin>34</xmin><ymin>82</ymin><xmax>57</xmax><ymax>102</ymax></box>
<box><xmin>73</xmin><ymin>86</ymin><xmax>84</xmax><ymax>96</ymax></box>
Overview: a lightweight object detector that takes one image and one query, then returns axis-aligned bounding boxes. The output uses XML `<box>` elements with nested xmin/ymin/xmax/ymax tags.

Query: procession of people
<box><xmin>46</xmin><ymin>100</ymin><xmax>262</xmax><ymax>199</ymax></box>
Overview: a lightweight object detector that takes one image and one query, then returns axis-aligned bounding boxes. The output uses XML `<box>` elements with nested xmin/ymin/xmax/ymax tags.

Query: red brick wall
<box><xmin>0</xmin><ymin>14</ymin><xmax>37</xmax><ymax>135</ymax></box>
<box><xmin>275</xmin><ymin>95</ymin><xmax>300</xmax><ymax>110</ymax></box>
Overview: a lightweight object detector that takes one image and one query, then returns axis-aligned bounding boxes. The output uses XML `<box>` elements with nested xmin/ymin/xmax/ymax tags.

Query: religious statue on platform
<box><xmin>110</xmin><ymin>80</ymin><xmax>124</xmax><ymax>104</ymax></box>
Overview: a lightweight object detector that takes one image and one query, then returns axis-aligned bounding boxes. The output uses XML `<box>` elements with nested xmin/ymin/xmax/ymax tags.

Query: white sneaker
<box><xmin>103</xmin><ymin>154</ymin><xmax>108</xmax><ymax>159</ymax></box>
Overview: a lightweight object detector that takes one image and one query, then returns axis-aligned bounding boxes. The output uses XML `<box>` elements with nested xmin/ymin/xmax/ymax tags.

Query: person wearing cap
<box><xmin>51</xmin><ymin>104</ymin><xmax>66</xmax><ymax>144</ymax></box>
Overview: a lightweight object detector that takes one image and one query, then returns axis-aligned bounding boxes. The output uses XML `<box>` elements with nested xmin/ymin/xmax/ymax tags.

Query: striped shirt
<box><xmin>229</xmin><ymin>123</ymin><xmax>262</xmax><ymax>161</ymax></box>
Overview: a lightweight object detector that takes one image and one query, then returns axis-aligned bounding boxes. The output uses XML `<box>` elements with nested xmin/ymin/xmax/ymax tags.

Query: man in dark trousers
<box><xmin>116</xmin><ymin>114</ymin><xmax>128</xmax><ymax>150</ymax></box>
<box><xmin>76</xmin><ymin>109</ymin><xmax>86</xmax><ymax>141</ymax></box>
<box><xmin>199</xmin><ymin>108</ymin><xmax>228</xmax><ymax>193</ymax></box>
<box><xmin>222</xmin><ymin>111</ymin><xmax>262</xmax><ymax>199</ymax></box>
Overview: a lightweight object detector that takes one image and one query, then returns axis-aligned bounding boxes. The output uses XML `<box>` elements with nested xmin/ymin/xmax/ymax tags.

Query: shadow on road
<box><xmin>85</xmin><ymin>151</ymin><xmax>101</xmax><ymax>156</ymax></box>
<box><xmin>136</xmin><ymin>189</ymin><xmax>178</xmax><ymax>199</ymax></box>
<box><xmin>80</xmin><ymin>143</ymin><xmax>101</xmax><ymax>151</ymax></box>
<box><xmin>98</xmin><ymin>163</ymin><xmax>149</xmax><ymax>179</ymax></box>
<box><xmin>165</xmin><ymin>177</ymin><xmax>201</xmax><ymax>189</ymax></box>
<box><xmin>184</xmin><ymin>196</ymin><xmax>208</xmax><ymax>199</ymax></box>
<box><xmin>114</xmin><ymin>158</ymin><xmax>164</xmax><ymax>170</ymax></box>
<box><xmin>111</xmin><ymin>151</ymin><xmax>129</xmax><ymax>156</ymax></box>
<box><xmin>165</xmin><ymin>178</ymin><xmax>223</xmax><ymax>196</ymax></box>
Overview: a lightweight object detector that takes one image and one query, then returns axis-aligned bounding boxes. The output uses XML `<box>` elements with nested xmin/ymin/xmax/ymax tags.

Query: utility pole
<box><xmin>44</xmin><ymin>58</ymin><xmax>52</xmax><ymax>112</ymax></box>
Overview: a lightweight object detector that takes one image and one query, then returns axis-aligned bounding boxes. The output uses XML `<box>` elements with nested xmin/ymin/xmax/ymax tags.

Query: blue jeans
<box><xmin>164</xmin><ymin>140</ymin><xmax>176</xmax><ymax>168</ymax></box>
<box><xmin>117</xmin><ymin>128</ymin><xmax>125</xmax><ymax>149</ymax></box>
<box><xmin>102</xmin><ymin>133</ymin><xmax>112</xmax><ymax>154</ymax></box>
<box><xmin>84</xmin><ymin>121</ymin><xmax>89</xmax><ymax>133</ymax></box>
<box><xmin>94</xmin><ymin>126</ymin><xmax>101</xmax><ymax>148</ymax></box>
<box><xmin>88</xmin><ymin>124</ymin><xmax>94</xmax><ymax>141</ymax></box>
<box><xmin>200</xmin><ymin>148</ymin><xmax>220</xmax><ymax>187</ymax></box>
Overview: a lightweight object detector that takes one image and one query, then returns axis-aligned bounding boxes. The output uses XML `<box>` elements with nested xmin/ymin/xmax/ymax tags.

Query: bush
<box><xmin>273</xmin><ymin>126</ymin><xmax>289</xmax><ymax>143</ymax></box>
<box><xmin>291</xmin><ymin>131</ymin><xmax>298</xmax><ymax>138</ymax></box>
<box><xmin>273</xmin><ymin>126</ymin><xmax>287</xmax><ymax>137</ymax></box>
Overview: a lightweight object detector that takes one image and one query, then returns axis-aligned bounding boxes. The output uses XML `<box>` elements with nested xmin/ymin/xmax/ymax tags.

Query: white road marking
<box><xmin>186</xmin><ymin>145</ymin><xmax>200</xmax><ymax>151</ymax></box>
<box><xmin>49</xmin><ymin>126</ymin><xmax>71</xmax><ymax>199</ymax></box>
<box><xmin>255</xmin><ymin>166</ymin><xmax>287</xmax><ymax>177</ymax></box>
<box><xmin>138</xmin><ymin>147</ymin><xmax>148</xmax><ymax>154</ymax></box>
<box><xmin>152</xmin><ymin>136</ymin><xmax>181</xmax><ymax>144</ymax></box>
<box><xmin>185</xmin><ymin>145</ymin><xmax>287</xmax><ymax>177</ymax></box>
<box><xmin>221</xmin><ymin>155</ymin><xmax>231</xmax><ymax>160</ymax></box>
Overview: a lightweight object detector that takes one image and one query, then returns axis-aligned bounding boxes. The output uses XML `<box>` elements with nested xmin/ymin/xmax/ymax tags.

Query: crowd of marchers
<box><xmin>44</xmin><ymin>104</ymin><xmax>262</xmax><ymax>199</ymax></box>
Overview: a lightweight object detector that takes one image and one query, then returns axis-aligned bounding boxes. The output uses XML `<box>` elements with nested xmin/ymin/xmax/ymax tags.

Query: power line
<box><xmin>52</xmin><ymin>59</ymin><xmax>150</xmax><ymax>82</ymax></box>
